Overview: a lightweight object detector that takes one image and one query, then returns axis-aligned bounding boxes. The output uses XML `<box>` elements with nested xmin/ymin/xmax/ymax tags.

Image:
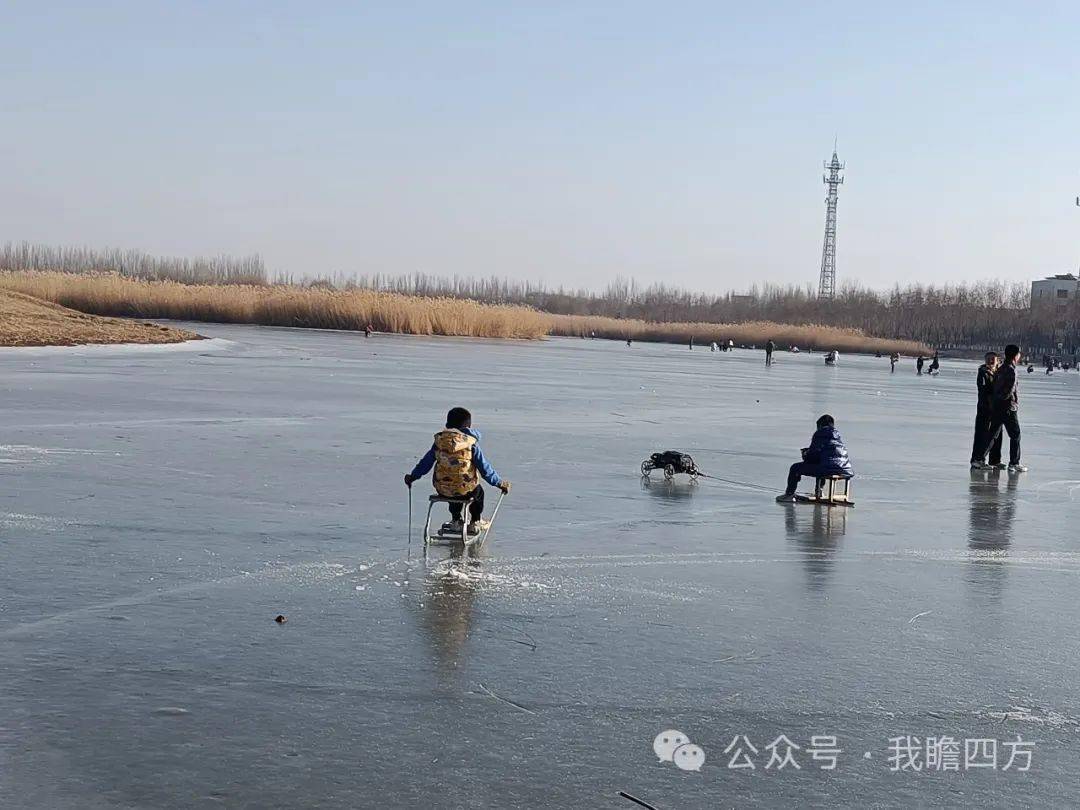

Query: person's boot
<box><xmin>775</xmin><ymin>493</ymin><xmax>797</xmax><ymax>503</ymax></box>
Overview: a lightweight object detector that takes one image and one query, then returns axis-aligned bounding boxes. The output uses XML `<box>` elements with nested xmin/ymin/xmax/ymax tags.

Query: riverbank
<box><xmin>0</xmin><ymin>288</ymin><xmax>199</xmax><ymax>347</ymax></box>
<box><xmin>0</xmin><ymin>271</ymin><xmax>927</xmax><ymax>355</ymax></box>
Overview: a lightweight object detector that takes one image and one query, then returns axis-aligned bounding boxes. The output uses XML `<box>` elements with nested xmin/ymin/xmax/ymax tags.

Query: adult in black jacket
<box><xmin>970</xmin><ymin>352</ymin><xmax>1003</xmax><ymax>469</ymax></box>
<box><xmin>979</xmin><ymin>344</ymin><xmax>1026</xmax><ymax>472</ymax></box>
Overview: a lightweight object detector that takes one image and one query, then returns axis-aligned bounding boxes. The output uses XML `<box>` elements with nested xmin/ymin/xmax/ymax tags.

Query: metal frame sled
<box><xmin>795</xmin><ymin>475</ymin><xmax>854</xmax><ymax>507</ymax></box>
<box><xmin>422</xmin><ymin>492</ymin><xmax>505</xmax><ymax>549</ymax></box>
<box><xmin>640</xmin><ymin>451</ymin><xmax>702</xmax><ymax>481</ymax></box>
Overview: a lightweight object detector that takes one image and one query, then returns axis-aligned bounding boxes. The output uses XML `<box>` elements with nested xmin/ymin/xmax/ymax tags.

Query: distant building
<box><xmin>1032</xmin><ymin>273</ymin><xmax>1079</xmax><ymax>304</ymax></box>
<box><xmin>1031</xmin><ymin>273</ymin><xmax>1079</xmax><ymax>332</ymax></box>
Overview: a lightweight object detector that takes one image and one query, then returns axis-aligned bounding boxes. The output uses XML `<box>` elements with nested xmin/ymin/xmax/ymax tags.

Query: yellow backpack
<box><xmin>432</xmin><ymin>429</ymin><xmax>479</xmax><ymax>496</ymax></box>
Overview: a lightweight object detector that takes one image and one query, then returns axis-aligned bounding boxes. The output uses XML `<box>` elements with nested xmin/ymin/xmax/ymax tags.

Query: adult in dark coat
<box><xmin>970</xmin><ymin>352</ymin><xmax>1003</xmax><ymax>469</ymax></box>
<box><xmin>776</xmin><ymin>414</ymin><xmax>853</xmax><ymax>501</ymax></box>
<box><xmin>979</xmin><ymin>344</ymin><xmax>1025</xmax><ymax>471</ymax></box>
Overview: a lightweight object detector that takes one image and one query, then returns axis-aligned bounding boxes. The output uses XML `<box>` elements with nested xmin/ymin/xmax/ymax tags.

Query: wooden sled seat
<box><xmin>796</xmin><ymin>474</ymin><xmax>854</xmax><ymax>507</ymax></box>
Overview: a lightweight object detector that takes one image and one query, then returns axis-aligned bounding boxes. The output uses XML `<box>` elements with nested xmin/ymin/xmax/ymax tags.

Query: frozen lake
<box><xmin>2</xmin><ymin>325</ymin><xmax>1079</xmax><ymax>809</ymax></box>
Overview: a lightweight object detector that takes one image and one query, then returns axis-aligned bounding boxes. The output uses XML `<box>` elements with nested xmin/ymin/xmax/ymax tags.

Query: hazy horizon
<box><xmin>2</xmin><ymin>2</ymin><xmax>1078</xmax><ymax>293</ymax></box>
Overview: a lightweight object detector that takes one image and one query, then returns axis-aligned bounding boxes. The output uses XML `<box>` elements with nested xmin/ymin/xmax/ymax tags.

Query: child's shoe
<box><xmin>441</xmin><ymin>520</ymin><xmax>464</xmax><ymax>534</ymax></box>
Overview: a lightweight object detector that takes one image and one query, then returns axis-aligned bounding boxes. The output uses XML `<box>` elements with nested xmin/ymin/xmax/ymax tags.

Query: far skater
<box><xmin>889</xmin><ymin>352</ymin><xmax>899</xmax><ymax>373</ymax></box>
<box><xmin>916</xmin><ymin>355</ymin><xmax>925</xmax><ymax>375</ymax></box>
<box><xmin>765</xmin><ymin>339</ymin><xmax>775</xmax><ymax>367</ymax></box>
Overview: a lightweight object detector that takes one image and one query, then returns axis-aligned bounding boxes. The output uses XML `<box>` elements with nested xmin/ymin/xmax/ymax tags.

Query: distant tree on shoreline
<box><xmin>3</xmin><ymin>242</ymin><xmax>1075</xmax><ymax>352</ymax></box>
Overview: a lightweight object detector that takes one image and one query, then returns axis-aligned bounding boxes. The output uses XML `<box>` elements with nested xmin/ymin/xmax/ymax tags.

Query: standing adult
<box><xmin>889</xmin><ymin>352</ymin><xmax>899</xmax><ymax>373</ymax></box>
<box><xmin>765</xmin><ymin>339</ymin><xmax>775</xmax><ymax>367</ymax></box>
<box><xmin>970</xmin><ymin>352</ymin><xmax>1003</xmax><ymax>470</ymax></box>
<box><xmin>981</xmin><ymin>344</ymin><xmax>1026</xmax><ymax>472</ymax></box>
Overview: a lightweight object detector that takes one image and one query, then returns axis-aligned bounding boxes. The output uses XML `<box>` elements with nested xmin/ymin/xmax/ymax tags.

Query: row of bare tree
<box><xmin>349</xmin><ymin>273</ymin><xmax>1077</xmax><ymax>352</ymax></box>
<box><xmin>0</xmin><ymin>242</ymin><xmax>267</xmax><ymax>285</ymax></box>
<box><xmin>4</xmin><ymin>240</ymin><xmax>1075</xmax><ymax>352</ymax></box>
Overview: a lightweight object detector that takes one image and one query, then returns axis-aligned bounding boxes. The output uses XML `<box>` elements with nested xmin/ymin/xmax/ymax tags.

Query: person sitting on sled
<box><xmin>404</xmin><ymin>407</ymin><xmax>511</xmax><ymax>536</ymax></box>
<box><xmin>775</xmin><ymin>414</ymin><xmax>853</xmax><ymax>502</ymax></box>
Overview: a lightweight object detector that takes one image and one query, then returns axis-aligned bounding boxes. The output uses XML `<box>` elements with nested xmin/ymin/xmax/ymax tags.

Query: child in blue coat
<box><xmin>405</xmin><ymin>407</ymin><xmax>511</xmax><ymax>535</ymax></box>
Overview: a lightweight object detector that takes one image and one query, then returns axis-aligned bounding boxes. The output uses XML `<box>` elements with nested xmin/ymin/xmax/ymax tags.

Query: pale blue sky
<box><xmin>2</xmin><ymin>1</ymin><xmax>1077</xmax><ymax>291</ymax></box>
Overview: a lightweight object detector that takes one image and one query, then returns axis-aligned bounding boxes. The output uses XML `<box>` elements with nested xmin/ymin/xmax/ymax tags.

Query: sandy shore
<box><xmin>0</xmin><ymin>288</ymin><xmax>200</xmax><ymax>347</ymax></box>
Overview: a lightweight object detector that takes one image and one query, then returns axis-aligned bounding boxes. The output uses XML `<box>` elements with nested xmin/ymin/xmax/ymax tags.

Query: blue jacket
<box><xmin>804</xmin><ymin>426</ymin><xmax>854</xmax><ymax>477</ymax></box>
<box><xmin>409</xmin><ymin>427</ymin><xmax>503</xmax><ymax>487</ymax></box>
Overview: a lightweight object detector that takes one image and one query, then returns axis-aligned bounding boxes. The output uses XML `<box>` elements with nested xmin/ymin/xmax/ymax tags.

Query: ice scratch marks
<box><xmin>0</xmin><ymin>560</ymin><xmax>352</xmax><ymax>639</ymax></box>
<box><xmin>0</xmin><ymin>445</ymin><xmax>97</xmax><ymax>466</ymax></box>
<box><xmin>908</xmin><ymin>610</ymin><xmax>933</xmax><ymax>626</ymax></box>
<box><xmin>0</xmin><ymin>512</ymin><xmax>72</xmax><ymax>531</ymax></box>
<box><xmin>476</xmin><ymin>682</ymin><xmax>536</xmax><ymax>715</ymax></box>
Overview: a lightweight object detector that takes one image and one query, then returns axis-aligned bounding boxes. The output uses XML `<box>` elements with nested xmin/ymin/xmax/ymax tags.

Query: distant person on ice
<box><xmin>928</xmin><ymin>352</ymin><xmax>940</xmax><ymax>375</ymax></box>
<box><xmin>765</xmin><ymin>339</ymin><xmax>776</xmax><ymax>366</ymax></box>
<box><xmin>890</xmin><ymin>352</ymin><xmax>899</xmax><ymax>373</ymax></box>
<box><xmin>916</xmin><ymin>355</ymin><xmax>925</xmax><ymax>375</ymax></box>
<box><xmin>978</xmin><ymin>344</ymin><xmax>1026</xmax><ymax>473</ymax></box>
<box><xmin>404</xmin><ymin>407</ymin><xmax>511</xmax><ymax>536</ymax></box>
<box><xmin>970</xmin><ymin>351</ymin><xmax>1004</xmax><ymax>470</ymax></box>
<box><xmin>775</xmin><ymin>414</ymin><xmax>854</xmax><ymax>502</ymax></box>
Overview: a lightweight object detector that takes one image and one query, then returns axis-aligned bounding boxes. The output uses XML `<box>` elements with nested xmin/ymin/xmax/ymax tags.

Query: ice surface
<box><xmin>2</xmin><ymin>324</ymin><xmax>1079</xmax><ymax>808</ymax></box>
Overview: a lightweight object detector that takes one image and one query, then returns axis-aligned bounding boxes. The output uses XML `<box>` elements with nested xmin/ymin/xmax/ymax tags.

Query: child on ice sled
<box><xmin>404</xmin><ymin>407</ymin><xmax>511</xmax><ymax>536</ymax></box>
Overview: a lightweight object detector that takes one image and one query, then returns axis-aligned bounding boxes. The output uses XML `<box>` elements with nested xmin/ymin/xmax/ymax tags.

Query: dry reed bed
<box><xmin>548</xmin><ymin>314</ymin><xmax>927</xmax><ymax>355</ymax></box>
<box><xmin>0</xmin><ymin>272</ymin><xmax>549</xmax><ymax>339</ymax></box>
<box><xmin>0</xmin><ymin>272</ymin><xmax>928</xmax><ymax>354</ymax></box>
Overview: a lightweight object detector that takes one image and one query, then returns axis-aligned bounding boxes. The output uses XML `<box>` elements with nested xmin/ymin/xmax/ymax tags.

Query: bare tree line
<box><xmin>349</xmin><ymin>272</ymin><xmax>1074</xmax><ymax>352</ymax></box>
<box><xmin>3</xmin><ymin>241</ymin><xmax>1075</xmax><ymax>352</ymax></box>
<box><xmin>0</xmin><ymin>242</ymin><xmax>267</xmax><ymax>285</ymax></box>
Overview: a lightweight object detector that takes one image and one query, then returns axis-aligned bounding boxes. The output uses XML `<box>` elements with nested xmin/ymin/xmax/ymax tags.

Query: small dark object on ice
<box><xmin>274</xmin><ymin>614</ymin><xmax>287</xmax><ymax>624</ymax></box>
<box><xmin>641</xmin><ymin>450</ymin><xmax>702</xmax><ymax>480</ymax></box>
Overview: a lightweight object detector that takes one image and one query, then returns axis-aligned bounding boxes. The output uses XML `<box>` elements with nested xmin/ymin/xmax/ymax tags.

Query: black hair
<box><xmin>446</xmin><ymin>407</ymin><xmax>472</xmax><ymax>430</ymax></box>
<box><xmin>816</xmin><ymin>414</ymin><xmax>834</xmax><ymax>429</ymax></box>
<box><xmin>1004</xmin><ymin>344</ymin><xmax>1021</xmax><ymax>361</ymax></box>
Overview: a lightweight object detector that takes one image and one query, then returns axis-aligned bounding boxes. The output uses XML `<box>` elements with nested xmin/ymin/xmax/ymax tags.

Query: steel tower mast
<box><xmin>818</xmin><ymin>147</ymin><xmax>845</xmax><ymax>299</ymax></box>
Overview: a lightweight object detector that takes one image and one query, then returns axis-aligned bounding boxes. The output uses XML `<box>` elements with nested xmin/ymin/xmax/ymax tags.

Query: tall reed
<box><xmin>0</xmin><ymin>271</ymin><xmax>928</xmax><ymax>354</ymax></box>
<box><xmin>0</xmin><ymin>272</ymin><xmax>549</xmax><ymax>339</ymax></box>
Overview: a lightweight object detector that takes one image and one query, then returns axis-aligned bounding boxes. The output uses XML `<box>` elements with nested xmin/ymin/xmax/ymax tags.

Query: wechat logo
<box><xmin>653</xmin><ymin>729</ymin><xmax>705</xmax><ymax>772</ymax></box>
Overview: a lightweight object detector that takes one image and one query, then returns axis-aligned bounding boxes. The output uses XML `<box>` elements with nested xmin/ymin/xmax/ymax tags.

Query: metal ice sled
<box><xmin>422</xmin><ymin>492</ymin><xmax>505</xmax><ymax>549</ymax></box>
